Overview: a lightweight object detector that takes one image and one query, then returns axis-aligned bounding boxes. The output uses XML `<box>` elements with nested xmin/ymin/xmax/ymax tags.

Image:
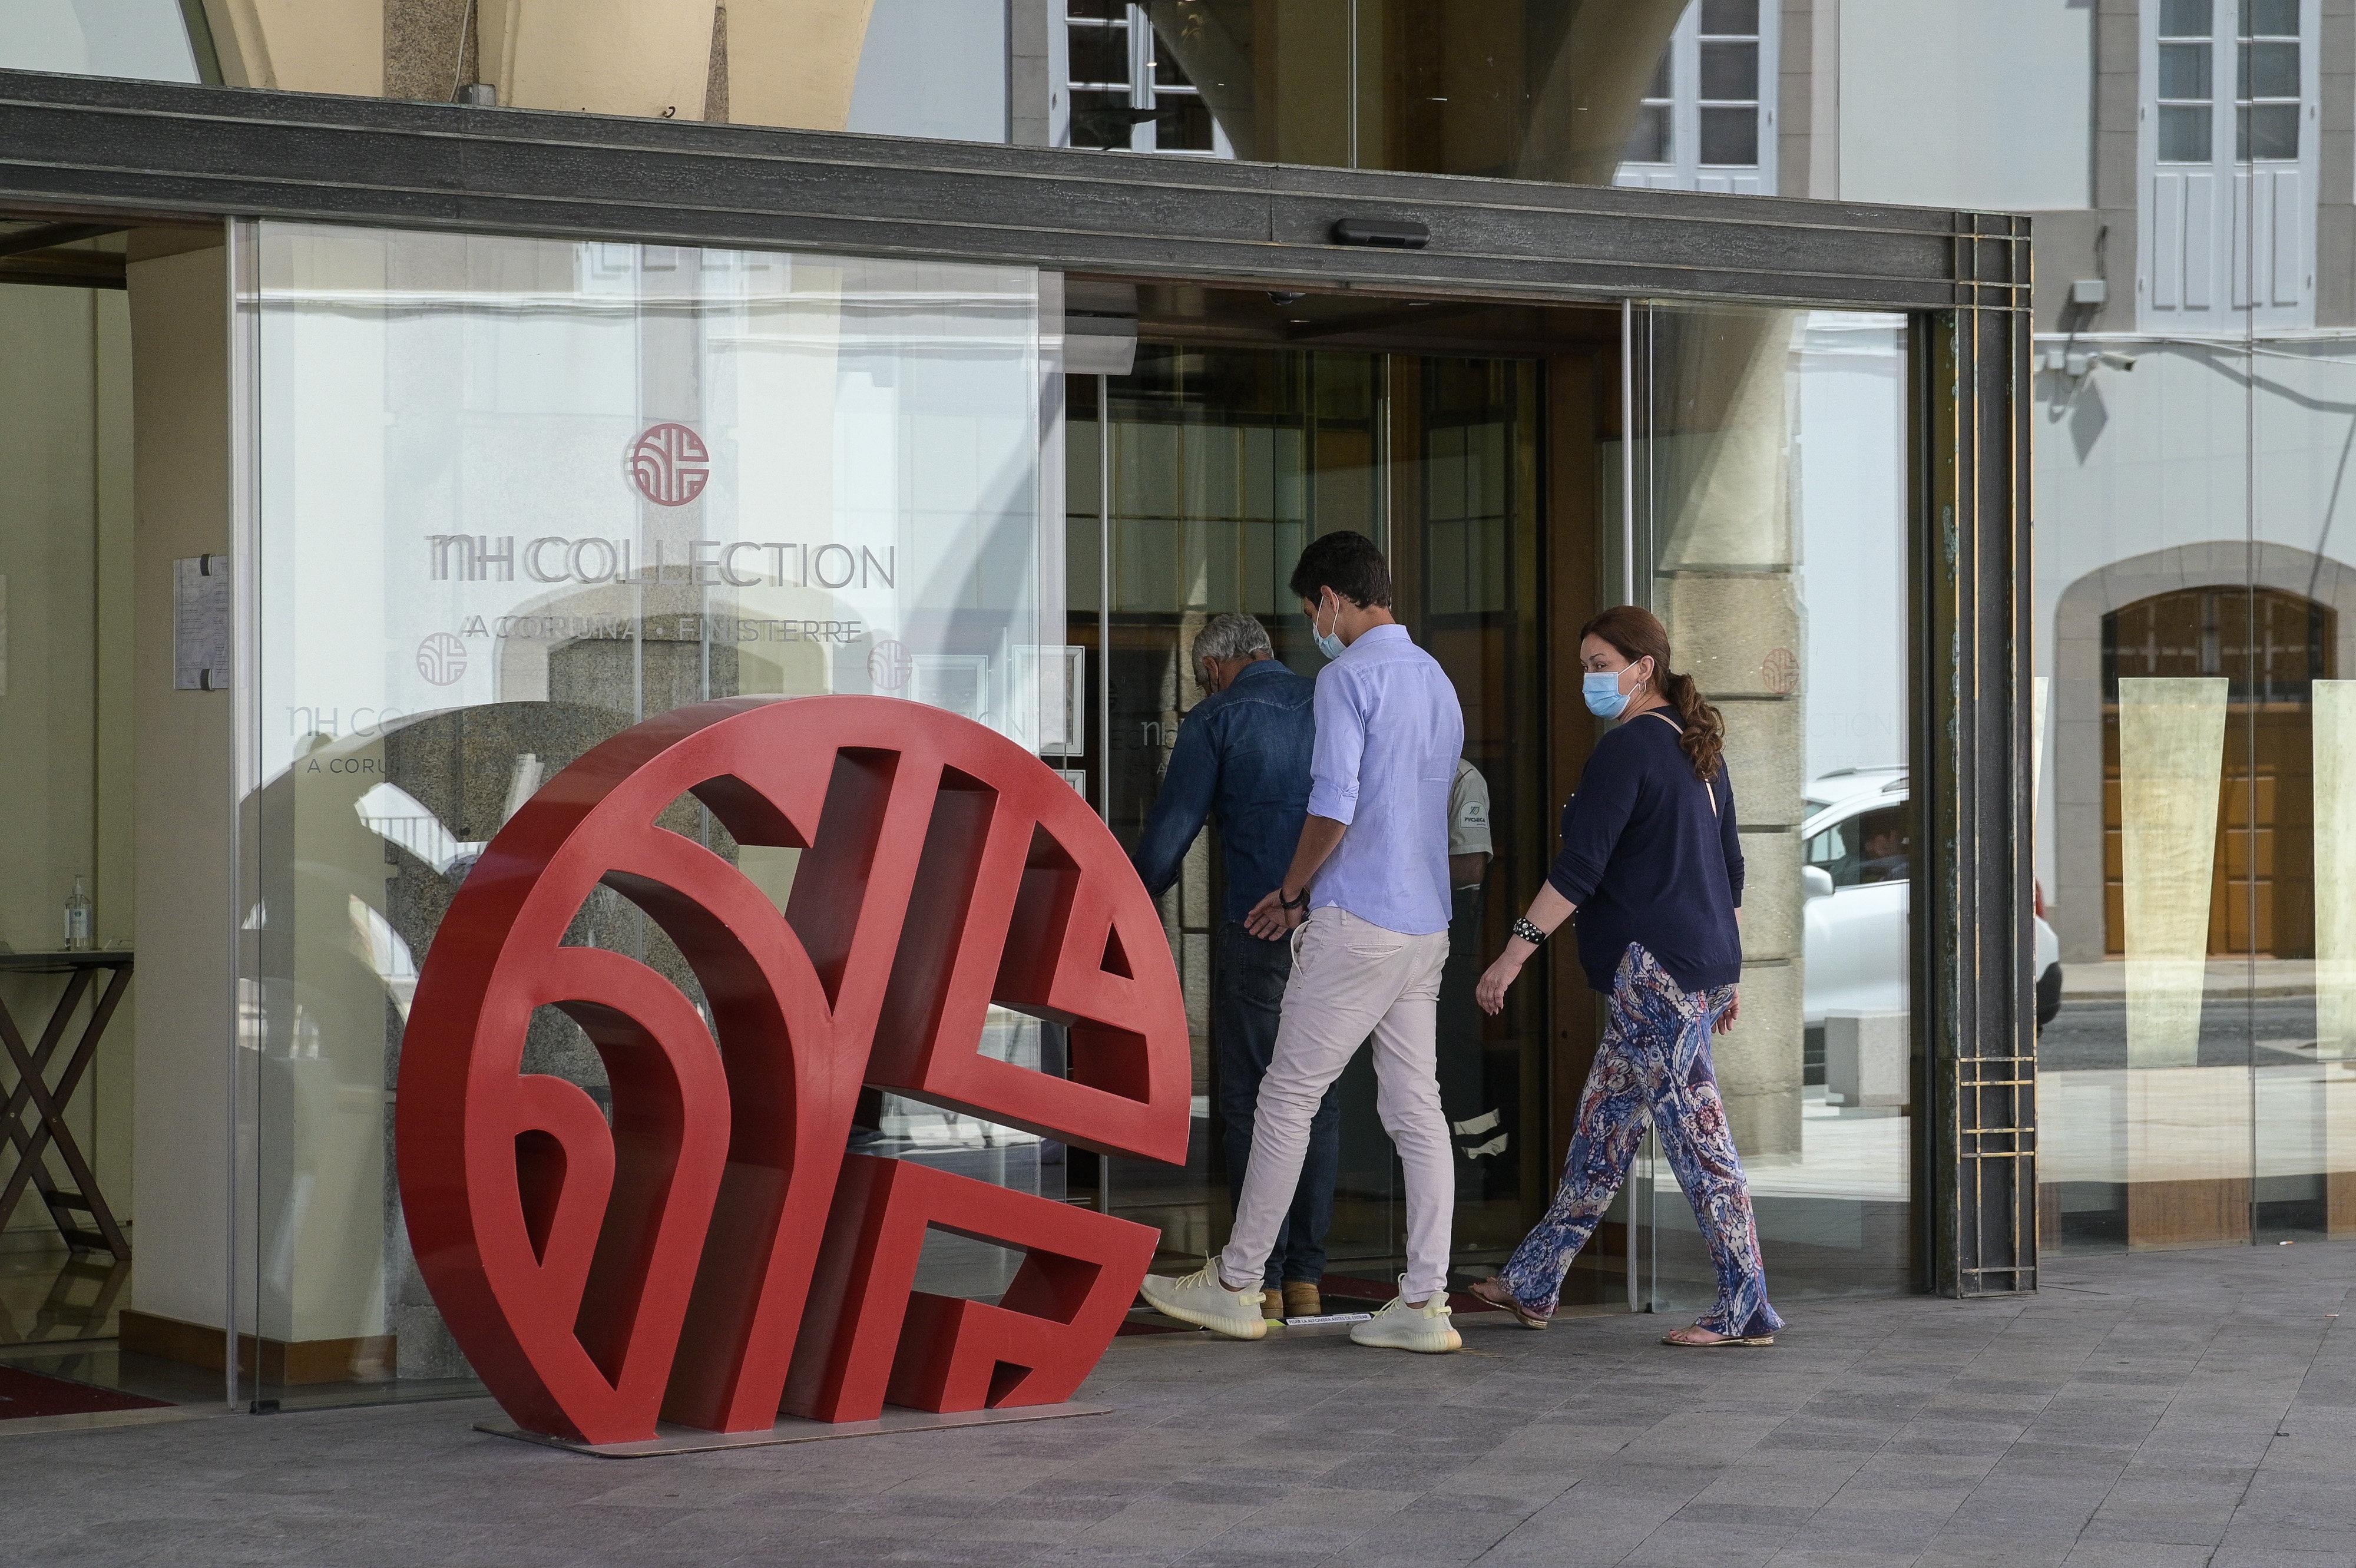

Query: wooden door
<box><xmin>2101</xmin><ymin>585</ymin><xmax>2330</xmax><ymax>958</ymax></box>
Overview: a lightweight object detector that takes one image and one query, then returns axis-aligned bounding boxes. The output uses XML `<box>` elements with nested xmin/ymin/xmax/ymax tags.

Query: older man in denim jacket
<box><xmin>1130</xmin><ymin>612</ymin><xmax>1338</xmax><ymax>1323</ymax></box>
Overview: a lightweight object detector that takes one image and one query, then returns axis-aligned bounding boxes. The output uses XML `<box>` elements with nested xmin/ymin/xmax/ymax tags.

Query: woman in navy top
<box><xmin>1467</xmin><ymin>606</ymin><xmax>1782</xmax><ymax>1348</ymax></box>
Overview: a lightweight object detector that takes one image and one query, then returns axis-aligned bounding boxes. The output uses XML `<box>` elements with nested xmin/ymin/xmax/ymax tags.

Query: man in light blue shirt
<box><xmin>1290</xmin><ymin>620</ymin><xmax>1459</xmax><ymax>937</ymax></box>
<box><xmin>1139</xmin><ymin>531</ymin><xmax>1467</xmax><ymax>1355</ymax></box>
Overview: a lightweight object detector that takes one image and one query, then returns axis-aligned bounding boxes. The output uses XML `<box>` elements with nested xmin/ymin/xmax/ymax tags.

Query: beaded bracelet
<box><xmin>1511</xmin><ymin>915</ymin><xmax>1546</xmax><ymax>946</ymax></box>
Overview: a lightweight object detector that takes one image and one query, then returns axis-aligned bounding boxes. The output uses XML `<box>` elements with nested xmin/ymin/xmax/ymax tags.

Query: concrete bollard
<box><xmin>1823</xmin><ymin>1011</ymin><xmax>1910</xmax><ymax>1109</ymax></box>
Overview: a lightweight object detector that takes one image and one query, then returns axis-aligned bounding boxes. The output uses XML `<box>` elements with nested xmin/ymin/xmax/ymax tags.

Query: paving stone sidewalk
<box><xmin>6</xmin><ymin>1240</ymin><xmax>2353</xmax><ymax>1567</ymax></box>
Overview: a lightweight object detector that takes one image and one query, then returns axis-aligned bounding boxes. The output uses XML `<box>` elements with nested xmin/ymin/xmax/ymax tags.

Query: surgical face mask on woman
<box><xmin>1311</xmin><ymin>593</ymin><xmax>1347</xmax><ymax>661</ymax></box>
<box><xmin>1582</xmin><ymin>659</ymin><xmax>1648</xmax><ymax>719</ymax></box>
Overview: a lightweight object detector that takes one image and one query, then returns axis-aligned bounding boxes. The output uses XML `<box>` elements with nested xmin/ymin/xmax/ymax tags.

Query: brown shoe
<box><xmin>1282</xmin><ymin>1281</ymin><xmax>1322</xmax><ymax>1319</ymax></box>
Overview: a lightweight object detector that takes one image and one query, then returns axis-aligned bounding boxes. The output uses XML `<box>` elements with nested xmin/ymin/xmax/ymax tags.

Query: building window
<box><xmin>1696</xmin><ymin>0</ymin><xmax>1763</xmax><ymax>167</ymax></box>
<box><xmin>2156</xmin><ymin>0</ymin><xmax>2213</xmax><ymax>163</ymax></box>
<box><xmin>1629</xmin><ymin>54</ymin><xmax>1673</xmax><ymax>165</ymax></box>
<box><xmin>2238</xmin><ymin>0</ymin><xmax>2301</xmax><ymax>161</ymax></box>
<box><xmin>1615</xmin><ymin>0</ymin><xmax>1776</xmax><ymax>195</ymax></box>
<box><xmin>1058</xmin><ymin>2</ymin><xmax>1231</xmax><ymax>158</ymax></box>
<box><xmin>2138</xmin><ymin>0</ymin><xmax>2316</xmax><ymax>329</ymax></box>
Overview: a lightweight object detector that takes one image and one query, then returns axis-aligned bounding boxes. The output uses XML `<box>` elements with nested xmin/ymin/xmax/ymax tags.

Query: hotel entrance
<box><xmin>1069</xmin><ymin>295</ymin><xmax>1605</xmax><ymax>1307</ymax></box>
<box><xmin>0</xmin><ymin>58</ymin><xmax>2027</xmax><ymax>1430</ymax></box>
<box><xmin>1060</xmin><ymin>287</ymin><xmax>1924</xmax><ymax>1318</ymax></box>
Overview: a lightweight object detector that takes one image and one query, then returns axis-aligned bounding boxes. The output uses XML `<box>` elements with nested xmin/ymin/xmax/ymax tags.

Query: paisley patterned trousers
<box><xmin>1498</xmin><ymin>942</ymin><xmax>1782</xmax><ymax>1338</ymax></box>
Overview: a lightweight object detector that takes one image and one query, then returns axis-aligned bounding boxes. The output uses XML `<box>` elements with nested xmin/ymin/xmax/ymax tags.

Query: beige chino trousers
<box><xmin>1219</xmin><ymin>907</ymin><xmax>1455</xmax><ymax>1303</ymax></box>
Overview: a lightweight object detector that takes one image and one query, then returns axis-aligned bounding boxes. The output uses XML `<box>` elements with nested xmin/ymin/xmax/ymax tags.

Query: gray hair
<box><xmin>1192</xmin><ymin>613</ymin><xmax>1274</xmax><ymax>669</ymax></box>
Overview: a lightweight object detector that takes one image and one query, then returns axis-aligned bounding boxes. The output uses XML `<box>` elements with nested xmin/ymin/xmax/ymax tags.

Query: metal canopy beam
<box><xmin>0</xmin><ymin>70</ymin><xmax>2020</xmax><ymax>313</ymax></box>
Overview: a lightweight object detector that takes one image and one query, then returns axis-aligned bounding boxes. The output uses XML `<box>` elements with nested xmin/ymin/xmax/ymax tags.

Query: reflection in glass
<box><xmin>1626</xmin><ymin>104</ymin><xmax>1672</xmax><ymax>166</ymax></box>
<box><xmin>1634</xmin><ymin>307</ymin><xmax>1915</xmax><ymax>1306</ymax></box>
<box><xmin>2316</xmin><ymin>683</ymin><xmax>2356</xmax><ymax>1058</ymax></box>
<box><xmin>1149</xmin><ymin>0</ymin><xmax>1697</xmax><ymax>182</ymax></box>
<box><xmin>2238</xmin><ymin>104</ymin><xmax>2299</xmax><ymax>161</ymax></box>
<box><xmin>2159</xmin><ymin>41</ymin><xmax>2213</xmax><ymax>101</ymax></box>
<box><xmin>2309</xmin><ymin>685</ymin><xmax>2356</xmax><ymax>1236</ymax></box>
<box><xmin>1698</xmin><ymin>105</ymin><xmax>1758</xmax><ymax>167</ymax></box>
<box><xmin>2018</xmin><ymin>0</ymin><xmax>2350</xmax><ymax>1259</ymax></box>
<box><xmin>2</xmin><ymin>0</ymin><xmax>199</xmax><ymax>81</ymax></box>
<box><xmin>1624</xmin><ymin>41</ymin><xmax>1674</xmax><ymax>167</ymax></box>
<box><xmin>1091</xmin><ymin>348</ymin><xmax>1379</xmax><ymax>1268</ymax></box>
<box><xmin>2239</xmin><ymin>39</ymin><xmax>2299</xmax><ymax>97</ymax></box>
<box><xmin>1701</xmin><ymin>0</ymin><xmax>1759</xmax><ymax>33</ymax></box>
<box><xmin>1698</xmin><ymin>41</ymin><xmax>1757</xmax><ymax>101</ymax></box>
<box><xmin>2116</xmin><ymin>679</ymin><xmax>2229</xmax><ymax>1071</ymax></box>
<box><xmin>244</xmin><ymin>225</ymin><xmax>1055</xmax><ymax>1407</ymax></box>
<box><xmin>1080</xmin><ymin>338</ymin><xmax>1553</xmax><ymax>1294</ymax></box>
<box><xmin>1069</xmin><ymin>22</ymin><xmax>1130</xmax><ymax>86</ymax></box>
<box><xmin>1611</xmin><ymin>4</ymin><xmax>1771</xmax><ymax>192</ymax></box>
<box><xmin>2241</xmin><ymin>0</ymin><xmax>2298</xmax><ymax>36</ymax></box>
<box><xmin>2165</xmin><ymin>0</ymin><xmax>2216</xmax><ymax>35</ymax></box>
<box><xmin>2160</xmin><ymin>105</ymin><xmax>2213</xmax><ymax>163</ymax></box>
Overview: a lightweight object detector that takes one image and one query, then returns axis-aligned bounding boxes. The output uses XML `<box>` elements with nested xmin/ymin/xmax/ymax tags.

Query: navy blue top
<box><xmin>1547</xmin><ymin>711</ymin><xmax>1745</xmax><ymax>994</ymax></box>
<box><xmin>1130</xmin><ymin>658</ymin><xmax>1317</xmax><ymax>925</ymax></box>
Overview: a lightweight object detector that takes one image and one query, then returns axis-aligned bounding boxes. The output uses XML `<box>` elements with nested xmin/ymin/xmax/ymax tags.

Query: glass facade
<box><xmin>2037</xmin><ymin>332</ymin><xmax>2356</xmax><ymax>1252</ymax></box>
<box><xmin>34</xmin><ymin>0</ymin><xmax>2317</xmax><ymax>1430</ymax></box>
<box><xmin>237</xmin><ymin>223</ymin><xmax>1060</xmax><ymax>1402</ymax></box>
<box><xmin>3</xmin><ymin>0</ymin><xmax>201</xmax><ymax>82</ymax></box>
<box><xmin>0</xmin><ymin>252</ymin><xmax>138</xmax><ymax>1360</ymax></box>
<box><xmin>1631</xmin><ymin>306</ymin><xmax>1918</xmax><ymax>1306</ymax></box>
<box><xmin>1054</xmin><ymin>0</ymin><xmax>1707</xmax><ymax>183</ymax></box>
<box><xmin>1070</xmin><ymin>345</ymin><xmax>1556</xmax><ymax>1296</ymax></box>
<box><xmin>2025</xmin><ymin>0</ymin><xmax>2356</xmax><ymax>1256</ymax></box>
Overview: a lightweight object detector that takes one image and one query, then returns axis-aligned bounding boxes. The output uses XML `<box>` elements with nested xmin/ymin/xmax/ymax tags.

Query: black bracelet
<box><xmin>1511</xmin><ymin>915</ymin><xmax>1546</xmax><ymax>946</ymax></box>
<box><xmin>1280</xmin><ymin>887</ymin><xmax>1309</xmax><ymax>911</ymax></box>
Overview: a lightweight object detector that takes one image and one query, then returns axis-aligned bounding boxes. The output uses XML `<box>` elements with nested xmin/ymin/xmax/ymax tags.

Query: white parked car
<box><xmin>1801</xmin><ymin>769</ymin><xmax>2062</xmax><ymax>1034</ymax></box>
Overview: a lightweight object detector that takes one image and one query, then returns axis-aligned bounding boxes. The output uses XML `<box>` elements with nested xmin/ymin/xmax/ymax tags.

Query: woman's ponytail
<box><xmin>1665</xmin><ymin>670</ymin><xmax>1726</xmax><ymax>783</ymax></box>
<box><xmin>1577</xmin><ymin>604</ymin><xmax>1725</xmax><ymax>783</ymax></box>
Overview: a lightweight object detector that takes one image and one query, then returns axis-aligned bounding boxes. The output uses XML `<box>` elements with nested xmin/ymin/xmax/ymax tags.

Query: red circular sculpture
<box><xmin>395</xmin><ymin>696</ymin><xmax>1187</xmax><ymax>1445</ymax></box>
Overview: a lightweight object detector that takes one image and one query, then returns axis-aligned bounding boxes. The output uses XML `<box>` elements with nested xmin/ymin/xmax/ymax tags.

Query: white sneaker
<box><xmin>1348</xmin><ymin>1276</ymin><xmax>1461</xmax><ymax>1354</ymax></box>
<box><xmin>1138</xmin><ymin>1261</ymin><xmax>1267</xmax><ymax>1341</ymax></box>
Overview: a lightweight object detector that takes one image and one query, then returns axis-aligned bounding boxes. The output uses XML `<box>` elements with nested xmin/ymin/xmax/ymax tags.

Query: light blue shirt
<box><xmin>1305</xmin><ymin>623</ymin><xmax>1464</xmax><ymax>936</ymax></box>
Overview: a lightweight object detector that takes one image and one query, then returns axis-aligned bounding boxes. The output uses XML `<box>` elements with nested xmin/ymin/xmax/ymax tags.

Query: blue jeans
<box><xmin>1215</xmin><ymin>920</ymin><xmax>1340</xmax><ymax>1288</ymax></box>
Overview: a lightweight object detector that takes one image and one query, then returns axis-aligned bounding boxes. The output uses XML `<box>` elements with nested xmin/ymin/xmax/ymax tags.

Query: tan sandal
<box><xmin>1468</xmin><ymin>1276</ymin><xmax>1551</xmax><ymax>1331</ymax></box>
<box><xmin>1662</xmin><ymin>1325</ymin><xmax>1774</xmax><ymax>1347</ymax></box>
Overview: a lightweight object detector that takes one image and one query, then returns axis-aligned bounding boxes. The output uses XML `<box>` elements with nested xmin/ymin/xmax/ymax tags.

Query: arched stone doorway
<box><xmin>2049</xmin><ymin>543</ymin><xmax>2356</xmax><ymax>964</ymax></box>
<box><xmin>2099</xmin><ymin>585</ymin><xmax>2332</xmax><ymax>958</ymax></box>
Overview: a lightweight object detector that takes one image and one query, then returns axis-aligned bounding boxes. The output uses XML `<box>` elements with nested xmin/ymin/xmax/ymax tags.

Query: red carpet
<box><xmin>0</xmin><ymin>1365</ymin><xmax>172</xmax><ymax>1420</ymax></box>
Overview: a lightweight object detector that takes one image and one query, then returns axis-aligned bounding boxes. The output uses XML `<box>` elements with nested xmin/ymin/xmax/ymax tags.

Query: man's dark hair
<box><xmin>1288</xmin><ymin>530</ymin><xmax>1393</xmax><ymax>610</ymax></box>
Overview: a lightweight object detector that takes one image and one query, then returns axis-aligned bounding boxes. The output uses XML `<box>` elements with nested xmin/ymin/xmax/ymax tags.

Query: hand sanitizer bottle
<box><xmin>64</xmin><ymin>875</ymin><xmax>92</xmax><ymax>952</ymax></box>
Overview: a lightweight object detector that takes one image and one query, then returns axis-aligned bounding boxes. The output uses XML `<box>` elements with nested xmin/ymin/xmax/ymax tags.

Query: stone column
<box><xmin>1649</xmin><ymin>310</ymin><xmax>1808</xmax><ymax>1160</ymax></box>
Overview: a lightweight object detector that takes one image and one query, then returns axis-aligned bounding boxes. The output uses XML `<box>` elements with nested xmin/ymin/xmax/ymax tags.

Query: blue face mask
<box><xmin>1583</xmin><ymin>669</ymin><xmax>1632</xmax><ymax>719</ymax></box>
<box><xmin>1312</xmin><ymin>597</ymin><xmax>1346</xmax><ymax>661</ymax></box>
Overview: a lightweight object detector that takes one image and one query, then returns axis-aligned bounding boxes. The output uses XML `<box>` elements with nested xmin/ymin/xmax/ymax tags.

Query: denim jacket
<box><xmin>1128</xmin><ymin>658</ymin><xmax>1316</xmax><ymax>925</ymax></box>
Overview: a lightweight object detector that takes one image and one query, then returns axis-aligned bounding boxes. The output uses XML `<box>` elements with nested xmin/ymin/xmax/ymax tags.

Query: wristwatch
<box><xmin>1279</xmin><ymin>887</ymin><xmax>1309</xmax><ymax>911</ymax></box>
